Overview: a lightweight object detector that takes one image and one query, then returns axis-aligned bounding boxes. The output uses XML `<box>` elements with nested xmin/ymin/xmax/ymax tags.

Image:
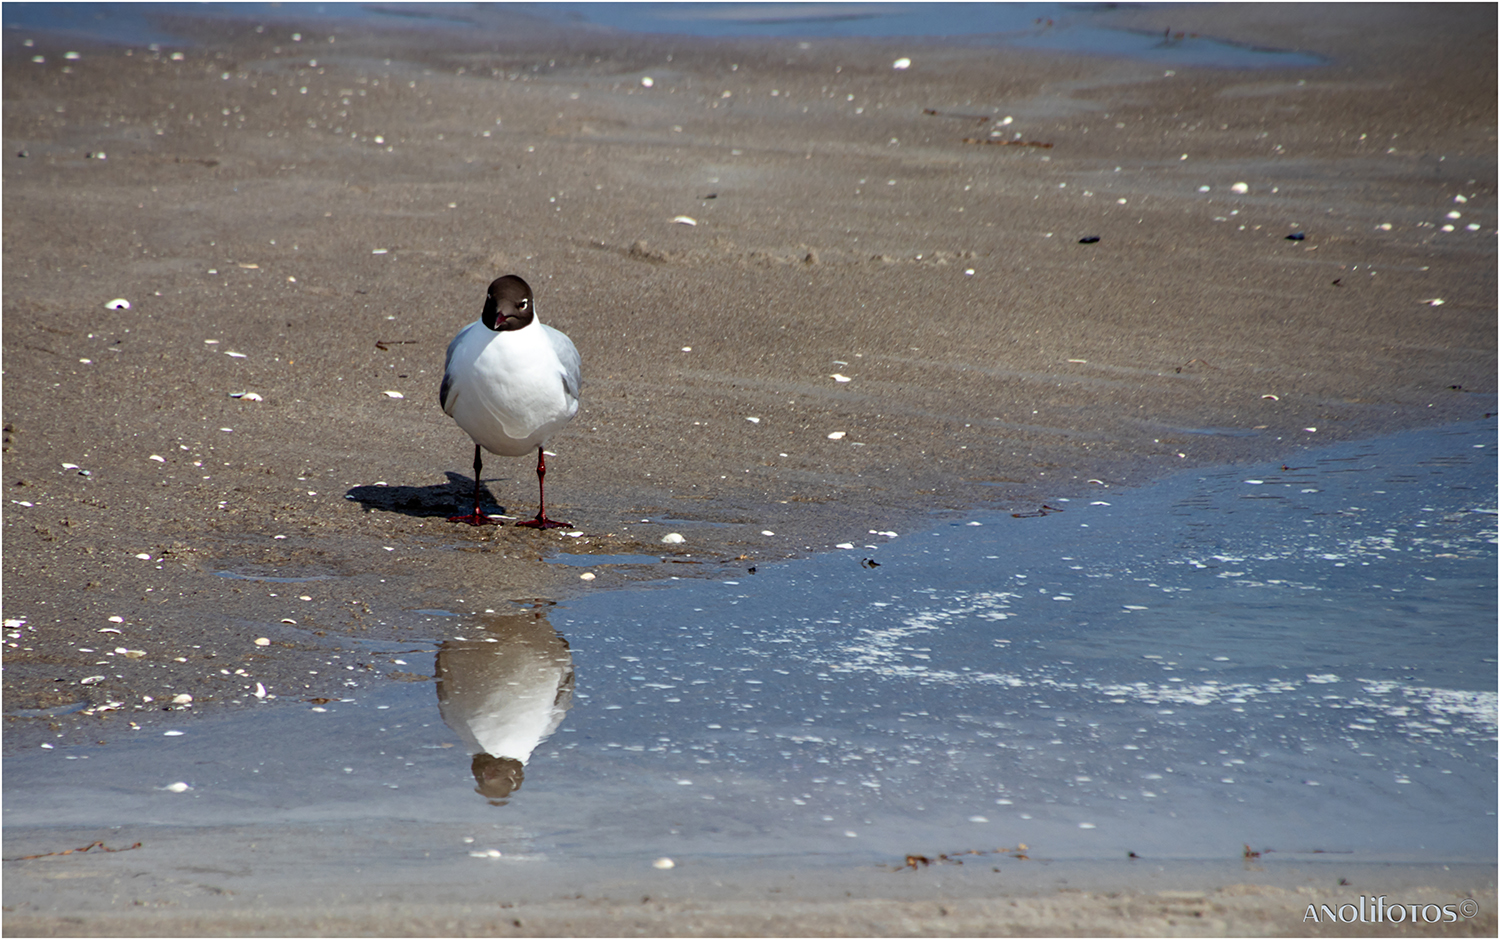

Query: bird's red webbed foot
<box><xmin>516</xmin><ymin>513</ymin><xmax>571</xmax><ymax>530</ymax></box>
<box><xmin>448</xmin><ymin>511</ymin><xmax>501</xmax><ymax>526</ymax></box>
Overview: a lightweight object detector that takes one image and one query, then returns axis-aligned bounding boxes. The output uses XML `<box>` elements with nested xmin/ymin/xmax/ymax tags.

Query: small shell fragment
<box><xmin>640</xmin><ymin>76</ymin><xmax>654</xmax><ymax>87</ymax></box>
<box><xmin>254</xmin><ymin>637</ymin><xmax>271</xmax><ymax>646</ymax></box>
<box><xmin>1261</xmin><ymin>394</ymin><xmax>1279</xmax><ymax>400</ymax></box>
<box><xmin>383</xmin><ymin>390</ymin><xmax>405</xmax><ymax>399</ymax></box>
<box><xmin>104</xmin><ymin>298</ymin><xmax>131</xmax><ymax>310</ymax></box>
<box><xmin>231</xmin><ymin>391</ymin><xmax>264</xmax><ymax>401</ymax></box>
<box><xmin>1230</xmin><ymin>182</ymin><xmax>1249</xmax><ymax>194</ymax></box>
<box><xmin>171</xmin><ymin>694</ymin><xmax>193</xmax><ymax>705</ymax></box>
<box><xmin>826</xmin><ymin>431</ymin><xmax>846</xmax><ymax>440</ymax></box>
<box><xmin>164</xmin><ymin>781</ymin><xmax>191</xmax><ymax>792</ymax></box>
<box><xmin>653</xmin><ymin>857</ymin><xmax>675</xmax><ymax>869</ymax></box>
<box><xmin>660</xmin><ymin>533</ymin><xmax>685</xmax><ymax>545</ymax></box>
<box><xmin>892</xmin><ymin>57</ymin><xmax>912</xmax><ymax>70</ymax></box>
<box><xmin>579</xmin><ymin>572</ymin><xmax>596</xmax><ymax>581</ymax></box>
<box><xmin>672</xmin><ymin>215</ymin><xmax>697</xmax><ymax>226</ymax></box>
<box><xmin>1418</xmin><ymin>298</ymin><xmax>1445</xmax><ymax>306</ymax></box>
<box><xmin>80</xmin><ymin>675</ymin><xmax>106</xmax><ymax>685</ymax></box>
<box><xmin>254</xmin><ymin>682</ymin><xmax>267</xmax><ymax>699</ymax></box>
<box><xmin>830</xmin><ymin>373</ymin><xmax>851</xmax><ymax>383</ymax></box>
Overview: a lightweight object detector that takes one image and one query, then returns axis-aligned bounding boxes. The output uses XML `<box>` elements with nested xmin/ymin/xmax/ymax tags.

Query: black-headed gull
<box><xmin>440</xmin><ymin>274</ymin><xmax>580</xmax><ymax>528</ymax></box>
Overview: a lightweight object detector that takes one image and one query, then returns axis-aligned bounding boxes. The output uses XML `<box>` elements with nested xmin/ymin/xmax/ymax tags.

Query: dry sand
<box><xmin>2</xmin><ymin>3</ymin><xmax>1495</xmax><ymax>935</ymax></box>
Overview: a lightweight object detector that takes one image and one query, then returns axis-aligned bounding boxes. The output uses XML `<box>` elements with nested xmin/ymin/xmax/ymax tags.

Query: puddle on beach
<box><xmin>3</xmin><ymin>2</ymin><xmax>1327</xmax><ymax>69</ymax></box>
<box><xmin>6</xmin><ymin>420</ymin><xmax>1495</xmax><ymax>881</ymax></box>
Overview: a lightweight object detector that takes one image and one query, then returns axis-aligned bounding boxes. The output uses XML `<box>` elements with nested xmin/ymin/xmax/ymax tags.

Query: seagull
<box><xmin>440</xmin><ymin>274</ymin><xmax>580</xmax><ymax>528</ymax></box>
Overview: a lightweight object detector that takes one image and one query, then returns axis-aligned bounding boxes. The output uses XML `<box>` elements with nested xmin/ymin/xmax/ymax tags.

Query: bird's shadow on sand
<box><xmin>345</xmin><ymin>472</ymin><xmax>508</xmax><ymax>519</ymax></box>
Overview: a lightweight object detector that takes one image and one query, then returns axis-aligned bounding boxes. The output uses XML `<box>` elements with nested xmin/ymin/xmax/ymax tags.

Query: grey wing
<box><xmin>543</xmin><ymin>324</ymin><xmax>582</xmax><ymax>402</ymax></box>
<box><xmin>440</xmin><ymin>322</ymin><xmax>477</xmax><ymax>415</ymax></box>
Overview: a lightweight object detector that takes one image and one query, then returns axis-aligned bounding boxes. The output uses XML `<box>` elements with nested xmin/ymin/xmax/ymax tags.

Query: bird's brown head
<box><xmin>481</xmin><ymin>275</ymin><xmax>534</xmax><ymax>332</ymax></box>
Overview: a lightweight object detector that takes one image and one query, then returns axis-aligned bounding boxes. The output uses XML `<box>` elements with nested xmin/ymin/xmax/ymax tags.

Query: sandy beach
<box><xmin>3</xmin><ymin>2</ymin><xmax>1495</xmax><ymax>935</ymax></box>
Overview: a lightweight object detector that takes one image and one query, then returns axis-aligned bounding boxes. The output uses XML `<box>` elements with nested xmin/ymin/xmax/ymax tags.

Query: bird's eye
<box><xmin>517</xmin><ymin>298</ymin><xmax>529</xmax><ymax>311</ymax></box>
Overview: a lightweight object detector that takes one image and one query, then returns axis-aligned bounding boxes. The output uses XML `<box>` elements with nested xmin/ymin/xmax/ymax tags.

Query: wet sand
<box><xmin>2</xmin><ymin>3</ymin><xmax>1496</xmax><ymax>935</ymax></box>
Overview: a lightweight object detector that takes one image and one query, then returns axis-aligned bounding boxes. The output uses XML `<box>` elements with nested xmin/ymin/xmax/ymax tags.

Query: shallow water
<box><xmin>3</xmin><ymin>2</ymin><xmax>1328</xmax><ymax>68</ymax></box>
<box><xmin>6</xmin><ymin>420</ymin><xmax>1495</xmax><ymax>879</ymax></box>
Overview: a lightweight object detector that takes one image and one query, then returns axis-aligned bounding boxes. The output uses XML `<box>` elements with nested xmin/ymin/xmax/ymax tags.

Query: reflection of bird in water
<box><xmin>434</xmin><ymin>608</ymin><xmax>574</xmax><ymax>803</ymax></box>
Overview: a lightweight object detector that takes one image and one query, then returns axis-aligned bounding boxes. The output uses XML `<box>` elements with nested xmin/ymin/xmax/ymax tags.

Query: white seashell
<box><xmin>255</xmin><ymin>637</ymin><xmax>271</xmax><ymax>646</ymax></box>
<box><xmin>254</xmin><ymin>682</ymin><xmax>267</xmax><ymax>699</ymax></box>
<box><xmin>761</xmin><ymin>530</ymin><xmax>775</xmax><ymax>536</ymax></box>
<box><xmin>99</xmin><ymin>627</ymin><xmax>122</xmax><ymax>634</ymax></box>
<box><xmin>104</xmin><ymin>298</ymin><xmax>131</xmax><ymax>310</ymax></box>
<box><xmin>165</xmin><ymin>782</ymin><xmax>191</xmax><ymax>792</ymax></box>
<box><xmin>660</xmin><ymin>533</ymin><xmax>685</xmax><ymax>544</ymax></box>
<box><xmin>836</xmin><ymin>542</ymin><xmax>854</xmax><ymax>549</ymax></box>
<box><xmin>150</xmin><ymin>454</ymin><xmax>165</xmax><ymax>462</ymax></box>
<box><xmin>579</xmin><ymin>572</ymin><xmax>596</xmax><ymax>581</ymax></box>
<box><xmin>225</xmin><ymin>351</ymin><xmax>247</xmax><ymax>358</ymax></box>
<box><xmin>109</xmin><ymin>615</ymin><xmax>124</xmax><ymax>623</ymax></box>
<box><xmin>653</xmin><ymin>857</ymin><xmax>675</xmax><ymax>869</ymax></box>
<box><xmin>672</xmin><ymin>215</ymin><xmax>696</xmax><ymax>225</ymax></box>
<box><xmin>892</xmin><ymin>58</ymin><xmax>911</xmax><ymax>70</ymax></box>
<box><xmin>830</xmin><ymin>373</ymin><xmax>851</xmax><ymax>382</ymax></box>
<box><xmin>1261</xmin><ymin>394</ymin><xmax>1279</xmax><ymax>400</ymax></box>
<box><xmin>640</xmin><ymin>76</ymin><xmax>654</xmax><ymax>87</ymax></box>
<box><xmin>163</xmin><ymin>729</ymin><xmax>186</xmax><ymax>736</ymax></box>
<box><xmin>826</xmin><ymin>431</ymin><xmax>846</xmax><ymax>440</ymax></box>
<box><xmin>1419</xmin><ymin>298</ymin><xmax>1444</xmax><ymax>306</ymax></box>
<box><xmin>745</xmin><ymin>416</ymin><xmax>760</xmax><ymax>424</ymax></box>
<box><xmin>383</xmin><ymin>390</ymin><xmax>405</xmax><ymax>399</ymax></box>
<box><xmin>172</xmin><ymin>693</ymin><xmax>193</xmax><ymax>705</ymax></box>
<box><xmin>81</xmin><ymin>675</ymin><xmax>106</xmax><ymax>685</ymax></box>
<box><xmin>1230</xmin><ymin>182</ymin><xmax>1249</xmax><ymax>194</ymax></box>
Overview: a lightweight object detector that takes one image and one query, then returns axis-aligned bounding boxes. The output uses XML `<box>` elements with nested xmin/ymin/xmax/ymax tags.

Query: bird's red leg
<box><xmin>449</xmin><ymin>444</ymin><xmax>499</xmax><ymax>525</ymax></box>
<box><xmin>517</xmin><ymin>447</ymin><xmax>570</xmax><ymax>529</ymax></box>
